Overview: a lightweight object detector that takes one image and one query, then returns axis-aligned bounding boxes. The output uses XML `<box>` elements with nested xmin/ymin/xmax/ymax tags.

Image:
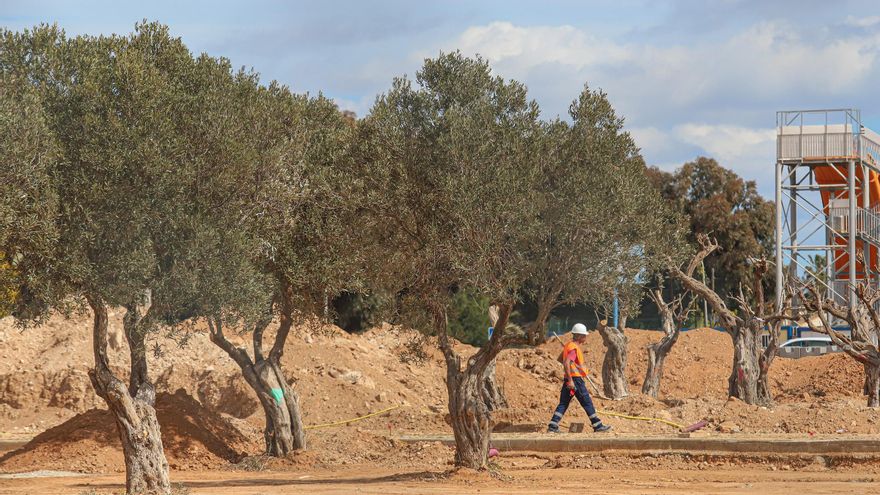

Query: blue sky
<box><xmin>4</xmin><ymin>0</ymin><xmax>880</xmax><ymax>197</ymax></box>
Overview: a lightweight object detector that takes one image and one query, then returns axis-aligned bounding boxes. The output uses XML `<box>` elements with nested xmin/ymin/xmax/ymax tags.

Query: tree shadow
<box><xmin>76</xmin><ymin>470</ymin><xmax>444</xmax><ymax>490</ymax></box>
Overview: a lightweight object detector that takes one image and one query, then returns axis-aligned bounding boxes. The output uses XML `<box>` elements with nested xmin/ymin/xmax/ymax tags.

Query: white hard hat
<box><xmin>571</xmin><ymin>323</ymin><xmax>589</xmax><ymax>336</ymax></box>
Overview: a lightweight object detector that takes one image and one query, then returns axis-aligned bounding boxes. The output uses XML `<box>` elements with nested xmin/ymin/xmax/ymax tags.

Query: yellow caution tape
<box><xmin>303</xmin><ymin>403</ymin><xmax>684</xmax><ymax>431</ymax></box>
<box><xmin>304</xmin><ymin>405</ymin><xmax>401</xmax><ymax>430</ymax></box>
<box><xmin>597</xmin><ymin>409</ymin><xmax>685</xmax><ymax>429</ymax></box>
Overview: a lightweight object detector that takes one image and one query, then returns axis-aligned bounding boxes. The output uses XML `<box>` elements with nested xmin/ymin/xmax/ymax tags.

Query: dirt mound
<box><xmin>509</xmin><ymin>327</ymin><xmax>863</xmax><ymax>402</ymax></box>
<box><xmin>774</xmin><ymin>352</ymin><xmax>863</xmax><ymax>400</ymax></box>
<box><xmin>0</xmin><ymin>390</ymin><xmax>258</xmax><ymax>473</ymax></box>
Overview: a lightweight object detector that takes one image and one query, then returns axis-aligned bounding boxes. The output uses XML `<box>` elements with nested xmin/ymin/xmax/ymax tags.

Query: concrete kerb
<box><xmin>398</xmin><ymin>435</ymin><xmax>880</xmax><ymax>455</ymax></box>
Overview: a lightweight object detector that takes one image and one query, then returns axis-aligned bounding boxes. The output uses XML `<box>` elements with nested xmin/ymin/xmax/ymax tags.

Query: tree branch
<box><xmin>269</xmin><ymin>283</ymin><xmax>293</xmax><ymax>363</ymax></box>
<box><xmin>208</xmin><ymin>316</ymin><xmax>254</xmax><ymax>369</ymax></box>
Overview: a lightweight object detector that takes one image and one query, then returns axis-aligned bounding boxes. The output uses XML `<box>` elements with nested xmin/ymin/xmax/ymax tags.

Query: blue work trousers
<box><xmin>548</xmin><ymin>377</ymin><xmax>602</xmax><ymax>430</ymax></box>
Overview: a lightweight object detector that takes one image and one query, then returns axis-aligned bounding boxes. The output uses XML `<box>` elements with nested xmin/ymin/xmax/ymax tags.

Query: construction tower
<box><xmin>775</xmin><ymin>108</ymin><xmax>880</xmax><ymax>316</ymax></box>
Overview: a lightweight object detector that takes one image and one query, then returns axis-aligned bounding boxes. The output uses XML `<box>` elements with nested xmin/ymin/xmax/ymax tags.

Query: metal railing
<box><xmin>776</xmin><ymin>109</ymin><xmax>880</xmax><ymax>163</ymax></box>
<box><xmin>777</xmin><ymin>131</ymin><xmax>858</xmax><ymax>160</ymax></box>
<box><xmin>776</xmin><ymin>130</ymin><xmax>880</xmax><ymax>161</ymax></box>
<box><xmin>828</xmin><ymin>205</ymin><xmax>880</xmax><ymax>243</ymax></box>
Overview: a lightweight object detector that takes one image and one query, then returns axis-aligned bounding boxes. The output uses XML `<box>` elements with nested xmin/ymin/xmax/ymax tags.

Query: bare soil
<box><xmin>2</xmin><ymin>462</ymin><xmax>880</xmax><ymax>494</ymax></box>
<box><xmin>1</xmin><ymin>310</ymin><xmax>879</xmax><ymax>493</ymax></box>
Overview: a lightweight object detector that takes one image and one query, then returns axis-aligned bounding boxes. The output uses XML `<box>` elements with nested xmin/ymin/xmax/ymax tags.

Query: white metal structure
<box><xmin>775</xmin><ymin>109</ymin><xmax>880</xmax><ymax>316</ymax></box>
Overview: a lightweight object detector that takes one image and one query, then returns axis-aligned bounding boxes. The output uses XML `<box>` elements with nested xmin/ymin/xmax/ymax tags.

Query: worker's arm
<box><xmin>562</xmin><ymin>356</ymin><xmax>574</xmax><ymax>389</ymax></box>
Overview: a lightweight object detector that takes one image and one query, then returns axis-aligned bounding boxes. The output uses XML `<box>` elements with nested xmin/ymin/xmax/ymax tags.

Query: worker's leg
<box><xmin>572</xmin><ymin>377</ymin><xmax>609</xmax><ymax>431</ymax></box>
<box><xmin>547</xmin><ymin>382</ymin><xmax>573</xmax><ymax>432</ymax></box>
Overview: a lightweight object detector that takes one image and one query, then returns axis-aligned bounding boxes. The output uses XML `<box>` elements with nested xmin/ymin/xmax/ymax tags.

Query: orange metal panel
<box><xmin>812</xmin><ymin>163</ymin><xmax>880</xmax><ymax>279</ymax></box>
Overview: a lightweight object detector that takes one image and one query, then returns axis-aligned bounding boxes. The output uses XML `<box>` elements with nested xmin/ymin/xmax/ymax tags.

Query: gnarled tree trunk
<box><xmin>526</xmin><ymin>297</ymin><xmax>556</xmax><ymax>346</ymax></box>
<box><xmin>87</xmin><ymin>296</ymin><xmax>170</xmax><ymax>495</ymax></box>
<box><xmin>642</xmin><ymin>339</ymin><xmax>670</xmax><ymax>398</ymax></box>
<box><xmin>436</xmin><ymin>302</ymin><xmax>512</xmax><ymax>469</ymax></box>
<box><xmin>208</xmin><ymin>287</ymin><xmax>305</xmax><ymax>456</ymax></box>
<box><xmin>866</xmin><ymin>364</ymin><xmax>880</xmax><ymax>407</ymax></box>
<box><xmin>670</xmin><ymin>235</ymin><xmax>782</xmax><ymax>406</ymax></box>
<box><xmin>481</xmin><ymin>360</ymin><xmax>508</xmax><ymax>411</ymax></box>
<box><xmin>642</xmin><ymin>288</ymin><xmax>685</xmax><ymax>398</ymax></box>
<box><xmin>480</xmin><ymin>305</ymin><xmax>513</xmax><ymax>411</ymax></box>
<box><xmin>597</xmin><ymin>320</ymin><xmax>628</xmax><ymax>399</ymax></box>
<box><xmin>757</xmin><ymin>323</ymin><xmax>780</xmax><ymax>403</ymax></box>
<box><xmin>446</xmin><ymin>356</ymin><xmax>493</xmax><ymax>467</ymax></box>
<box><xmin>728</xmin><ymin>323</ymin><xmax>765</xmax><ymax>404</ymax></box>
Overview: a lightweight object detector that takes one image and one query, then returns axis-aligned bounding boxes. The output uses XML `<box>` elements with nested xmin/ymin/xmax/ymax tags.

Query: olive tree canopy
<box><xmin>360</xmin><ymin>52</ymin><xmax>542</xmax><ymax>469</ymax></box>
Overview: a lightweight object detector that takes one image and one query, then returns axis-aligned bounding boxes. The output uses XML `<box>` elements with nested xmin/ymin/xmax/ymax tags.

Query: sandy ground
<box><xmin>2</xmin><ymin>465</ymin><xmax>880</xmax><ymax>495</ymax></box>
<box><xmin>4</xmin><ymin>311</ymin><xmax>880</xmax><ymax>493</ymax></box>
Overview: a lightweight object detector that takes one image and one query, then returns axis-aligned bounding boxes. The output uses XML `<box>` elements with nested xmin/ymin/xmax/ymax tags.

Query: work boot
<box><xmin>593</xmin><ymin>424</ymin><xmax>612</xmax><ymax>433</ymax></box>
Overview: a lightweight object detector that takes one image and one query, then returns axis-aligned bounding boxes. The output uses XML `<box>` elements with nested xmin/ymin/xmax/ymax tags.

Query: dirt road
<box><xmin>2</xmin><ymin>466</ymin><xmax>879</xmax><ymax>495</ymax></box>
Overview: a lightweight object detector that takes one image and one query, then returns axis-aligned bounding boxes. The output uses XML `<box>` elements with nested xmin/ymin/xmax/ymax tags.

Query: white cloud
<box><xmin>444</xmin><ymin>21</ymin><xmax>880</xmax><ymax>113</ymax></box>
<box><xmin>430</xmin><ymin>20</ymin><xmax>880</xmax><ymax>194</ymax></box>
<box><xmin>628</xmin><ymin>126</ymin><xmax>674</xmax><ymax>155</ymax></box>
<box><xmin>673</xmin><ymin>123</ymin><xmax>777</xmax><ymax>189</ymax></box>
<box><xmin>845</xmin><ymin>15</ymin><xmax>880</xmax><ymax>28</ymax></box>
<box><xmin>673</xmin><ymin>124</ymin><xmax>776</xmax><ymax>162</ymax></box>
<box><xmin>454</xmin><ymin>22</ymin><xmax>631</xmax><ymax>72</ymax></box>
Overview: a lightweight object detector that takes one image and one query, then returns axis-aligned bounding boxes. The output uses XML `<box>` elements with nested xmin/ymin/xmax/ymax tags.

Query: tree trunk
<box><xmin>668</xmin><ymin>238</ymin><xmax>778</xmax><ymax>406</ymax></box>
<box><xmin>757</xmin><ymin>327</ymin><xmax>779</xmax><ymax>405</ymax></box>
<box><xmin>642</xmin><ymin>330</ymin><xmax>678</xmax><ymax>398</ymax></box>
<box><xmin>866</xmin><ymin>363</ymin><xmax>880</xmax><ymax>408</ymax></box>
<box><xmin>447</xmin><ymin>363</ymin><xmax>492</xmax><ymax>468</ymax></box>
<box><xmin>481</xmin><ymin>360</ymin><xmax>508</xmax><ymax>411</ymax></box>
<box><xmin>728</xmin><ymin>323</ymin><xmax>769</xmax><ymax>405</ymax></box>
<box><xmin>208</xmin><ymin>303</ymin><xmax>306</xmax><ymax>456</ymax></box>
<box><xmin>641</xmin><ymin>344</ymin><xmax>666</xmax><ymax>398</ymax></box>
<box><xmin>642</xmin><ymin>289</ymin><xmax>682</xmax><ymax>399</ymax></box>
<box><xmin>87</xmin><ymin>296</ymin><xmax>170</xmax><ymax>495</ymax></box>
<box><xmin>527</xmin><ymin>299</ymin><xmax>555</xmax><ymax>346</ymax></box>
<box><xmin>436</xmin><ymin>303</ymin><xmax>512</xmax><ymax>470</ymax></box>
<box><xmin>211</xmin><ymin>342</ymin><xmax>306</xmax><ymax>455</ymax></box>
<box><xmin>597</xmin><ymin>321</ymin><xmax>629</xmax><ymax>399</ymax></box>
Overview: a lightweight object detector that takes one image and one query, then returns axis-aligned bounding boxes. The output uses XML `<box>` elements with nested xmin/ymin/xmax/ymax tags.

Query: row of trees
<box><xmin>8</xmin><ymin>21</ymin><xmax>866</xmax><ymax>495</ymax></box>
<box><xmin>1</xmin><ymin>23</ymin><xmax>684</xmax><ymax>492</ymax></box>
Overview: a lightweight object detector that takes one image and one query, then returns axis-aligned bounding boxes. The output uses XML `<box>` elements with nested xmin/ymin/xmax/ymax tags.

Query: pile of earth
<box><xmin>0</xmin><ymin>390</ymin><xmax>258</xmax><ymax>473</ymax></box>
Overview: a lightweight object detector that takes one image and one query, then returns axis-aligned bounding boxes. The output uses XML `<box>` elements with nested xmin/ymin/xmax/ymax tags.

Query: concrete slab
<box><xmin>399</xmin><ymin>434</ymin><xmax>880</xmax><ymax>454</ymax></box>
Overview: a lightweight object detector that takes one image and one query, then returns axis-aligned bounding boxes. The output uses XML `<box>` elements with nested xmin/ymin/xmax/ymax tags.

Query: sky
<box><xmin>4</xmin><ymin>0</ymin><xmax>880</xmax><ymax>197</ymax></box>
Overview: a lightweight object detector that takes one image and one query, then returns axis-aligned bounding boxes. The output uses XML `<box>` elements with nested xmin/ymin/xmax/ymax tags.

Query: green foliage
<box><xmin>518</xmin><ymin>86</ymin><xmax>685</xmax><ymax>338</ymax></box>
<box><xmin>448</xmin><ymin>289</ymin><xmax>492</xmax><ymax>346</ymax></box>
<box><xmin>0</xmin><ymin>260</ymin><xmax>15</xmax><ymax>318</ymax></box>
<box><xmin>0</xmin><ymin>23</ymin><xmax>269</xmax><ymax>333</ymax></box>
<box><xmin>247</xmin><ymin>88</ymin><xmax>363</xmax><ymax>312</ymax></box>
<box><xmin>359</xmin><ymin>52</ymin><xmax>542</xmax><ymax>328</ymax></box>
<box><xmin>0</xmin><ymin>68</ymin><xmax>60</xmax><ymax>320</ymax></box>
<box><xmin>647</xmin><ymin>157</ymin><xmax>774</xmax><ymax>301</ymax></box>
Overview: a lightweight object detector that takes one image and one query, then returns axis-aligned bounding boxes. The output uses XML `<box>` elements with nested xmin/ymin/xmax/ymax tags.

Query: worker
<box><xmin>547</xmin><ymin>323</ymin><xmax>611</xmax><ymax>433</ymax></box>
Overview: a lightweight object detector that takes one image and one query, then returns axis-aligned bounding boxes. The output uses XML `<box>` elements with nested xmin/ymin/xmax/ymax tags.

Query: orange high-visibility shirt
<box><xmin>562</xmin><ymin>341</ymin><xmax>588</xmax><ymax>377</ymax></box>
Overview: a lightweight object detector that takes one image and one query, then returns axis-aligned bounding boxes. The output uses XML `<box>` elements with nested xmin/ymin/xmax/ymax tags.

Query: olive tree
<box><xmin>0</xmin><ymin>23</ymin><xmax>252</xmax><ymax>493</ymax></box>
<box><xmin>670</xmin><ymin>235</ymin><xmax>787</xmax><ymax>405</ymax></box>
<box><xmin>641</xmin><ymin>281</ymin><xmax>694</xmax><ymax>398</ymax></box>
<box><xmin>360</xmin><ymin>52</ymin><xmax>541</xmax><ymax>469</ymax></box>
<box><xmin>200</xmin><ymin>81</ymin><xmax>360</xmax><ymax>455</ymax></box>
<box><xmin>521</xmin><ymin>88</ymin><xmax>684</xmax><ymax>399</ymax></box>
